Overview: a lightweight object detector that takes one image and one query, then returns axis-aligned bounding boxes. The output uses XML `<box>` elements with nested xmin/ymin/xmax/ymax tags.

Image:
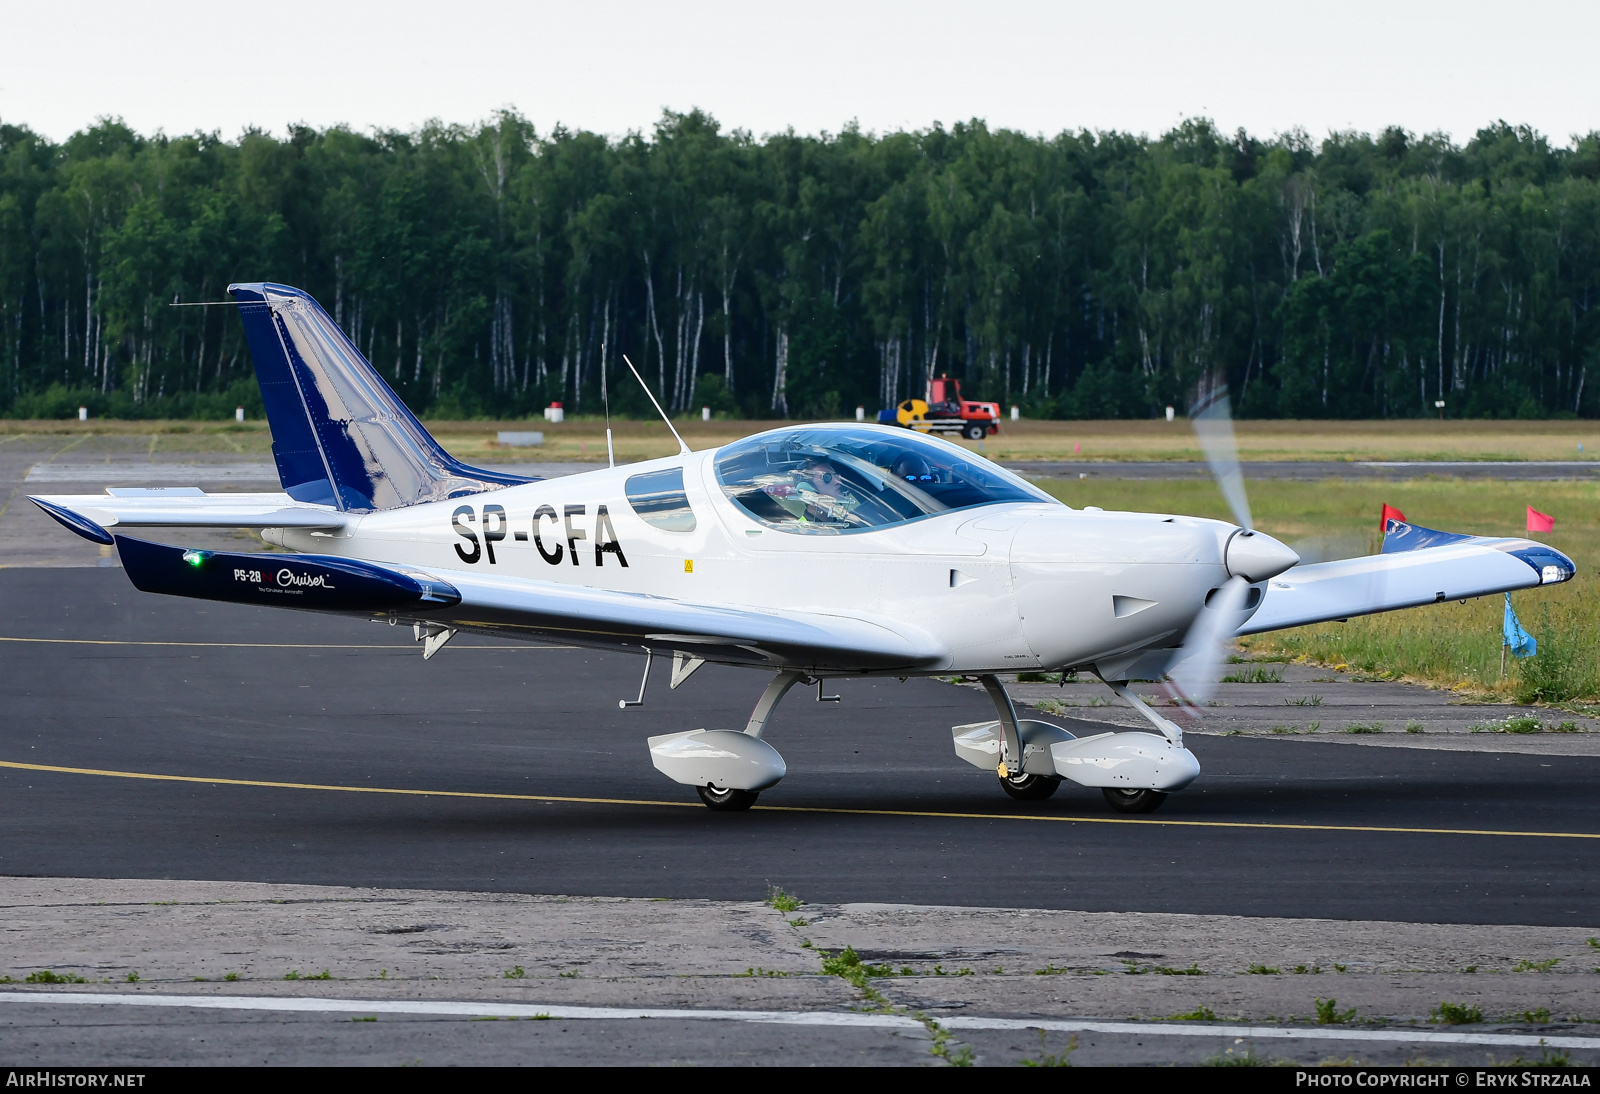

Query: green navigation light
<box><xmin>181</xmin><ymin>550</ymin><xmax>208</xmax><ymax>567</ymax></box>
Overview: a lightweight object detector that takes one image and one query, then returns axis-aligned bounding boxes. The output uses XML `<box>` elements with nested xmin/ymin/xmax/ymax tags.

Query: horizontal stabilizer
<box><xmin>30</xmin><ymin>493</ymin><xmax>344</xmax><ymax>538</ymax></box>
<box><xmin>1242</xmin><ymin>523</ymin><xmax>1573</xmax><ymax>635</ymax></box>
<box><xmin>115</xmin><ymin>536</ymin><xmax>460</xmax><ymax>613</ymax></box>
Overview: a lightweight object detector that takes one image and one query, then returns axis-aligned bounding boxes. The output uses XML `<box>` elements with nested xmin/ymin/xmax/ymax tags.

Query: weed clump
<box><xmin>1245</xmin><ymin>964</ymin><xmax>1280</xmax><ymax>975</ymax></box>
<box><xmin>1513</xmin><ymin>958</ymin><xmax>1560</xmax><ymax>972</ymax></box>
<box><xmin>1315</xmin><ymin>997</ymin><xmax>1356</xmax><ymax>1023</ymax></box>
<box><xmin>1432</xmin><ymin>1001</ymin><xmax>1483</xmax><ymax>1024</ymax></box>
<box><xmin>1223</xmin><ymin>665</ymin><xmax>1284</xmax><ymax>683</ymax></box>
<box><xmin>766</xmin><ymin>885</ymin><xmax>803</xmax><ymax>913</ymax></box>
<box><xmin>24</xmin><ymin>970</ymin><xmax>85</xmax><ymax>984</ymax></box>
<box><xmin>820</xmin><ymin>946</ymin><xmax>895</xmax><ymax>987</ymax></box>
<box><xmin>1169</xmin><ymin>1005</ymin><xmax>1217</xmax><ymax>1021</ymax></box>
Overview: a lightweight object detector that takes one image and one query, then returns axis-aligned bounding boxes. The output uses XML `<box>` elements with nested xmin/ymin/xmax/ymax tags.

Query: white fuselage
<box><xmin>269</xmin><ymin>448</ymin><xmax>1242</xmax><ymax>676</ymax></box>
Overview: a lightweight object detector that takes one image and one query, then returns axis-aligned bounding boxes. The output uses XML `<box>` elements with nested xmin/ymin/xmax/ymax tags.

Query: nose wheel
<box><xmin>999</xmin><ymin>772</ymin><xmax>1061</xmax><ymax>800</ymax></box>
<box><xmin>697</xmin><ymin>785</ymin><xmax>760</xmax><ymax>812</ymax></box>
<box><xmin>1103</xmin><ymin>788</ymin><xmax>1167</xmax><ymax>814</ymax></box>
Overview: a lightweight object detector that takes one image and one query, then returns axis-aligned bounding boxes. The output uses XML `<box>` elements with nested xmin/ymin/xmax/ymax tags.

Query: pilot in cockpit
<box><xmin>796</xmin><ymin>456</ymin><xmax>859</xmax><ymax>522</ymax></box>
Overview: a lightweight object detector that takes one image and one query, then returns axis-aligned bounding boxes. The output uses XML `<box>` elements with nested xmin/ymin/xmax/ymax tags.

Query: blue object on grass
<box><xmin>1503</xmin><ymin>593</ymin><xmax>1537</xmax><ymax>658</ymax></box>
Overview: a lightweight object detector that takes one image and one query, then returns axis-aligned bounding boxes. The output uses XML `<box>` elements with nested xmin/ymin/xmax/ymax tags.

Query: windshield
<box><xmin>714</xmin><ymin>426</ymin><xmax>1055</xmax><ymax>535</ymax></box>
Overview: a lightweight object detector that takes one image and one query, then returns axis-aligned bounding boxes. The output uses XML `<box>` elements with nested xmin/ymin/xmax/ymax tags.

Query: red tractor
<box><xmin>878</xmin><ymin>376</ymin><xmax>1001</xmax><ymax>441</ymax></box>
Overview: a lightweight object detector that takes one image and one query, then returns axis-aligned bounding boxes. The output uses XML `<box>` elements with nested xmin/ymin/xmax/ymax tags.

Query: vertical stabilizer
<box><xmin>229</xmin><ymin>283</ymin><xmax>531</xmax><ymax>511</ymax></box>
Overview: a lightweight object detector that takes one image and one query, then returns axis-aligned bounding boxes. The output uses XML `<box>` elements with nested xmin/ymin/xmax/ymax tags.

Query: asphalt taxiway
<box><xmin>2</xmin><ymin>567</ymin><xmax>1598</xmax><ymax>926</ymax></box>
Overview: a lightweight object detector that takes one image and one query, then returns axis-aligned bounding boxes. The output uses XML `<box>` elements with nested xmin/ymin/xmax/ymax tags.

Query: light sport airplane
<box><xmin>29</xmin><ymin>284</ymin><xmax>1576</xmax><ymax>814</ymax></box>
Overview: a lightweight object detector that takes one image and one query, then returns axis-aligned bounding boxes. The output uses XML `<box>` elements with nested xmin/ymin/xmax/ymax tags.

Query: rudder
<box><xmin>229</xmin><ymin>282</ymin><xmax>531</xmax><ymax>511</ymax></box>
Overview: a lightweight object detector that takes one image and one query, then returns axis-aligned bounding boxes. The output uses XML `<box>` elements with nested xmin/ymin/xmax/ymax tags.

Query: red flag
<box><xmin>1380</xmin><ymin>504</ymin><xmax>1407</xmax><ymax>532</ymax></box>
<box><xmin>1527</xmin><ymin>506</ymin><xmax>1555</xmax><ymax>533</ymax></box>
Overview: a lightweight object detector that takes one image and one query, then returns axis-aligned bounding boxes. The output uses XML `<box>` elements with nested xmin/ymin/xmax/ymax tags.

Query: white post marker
<box><xmin>235</xmin><ymin>407</ymin><xmax>245</xmax><ymax>423</ymax></box>
<box><xmin>78</xmin><ymin>406</ymin><xmax>87</xmax><ymax>421</ymax></box>
<box><xmin>1010</xmin><ymin>405</ymin><xmax>1019</xmax><ymax>421</ymax></box>
<box><xmin>1165</xmin><ymin>405</ymin><xmax>1175</xmax><ymax>422</ymax></box>
<box><xmin>855</xmin><ymin>406</ymin><xmax>865</xmax><ymax>421</ymax></box>
<box><xmin>702</xmin><ymin>406</ymin><xmax>710</xmax><ymax>421</ymax></box>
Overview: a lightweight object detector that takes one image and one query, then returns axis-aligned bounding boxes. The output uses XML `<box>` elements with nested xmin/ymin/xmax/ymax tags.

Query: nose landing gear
<box><xmin>999</xmin><ymin>771</ymin><xmax>1061</xmax><ymax>801</ymax></box>
<box><xmin>697</xmin><ymin>785</ymin><xmax>761</xmax><ymax>812</ymax></box>
<box><xmin>1102</xmin><ymin>788</ymin><xmax>1168</xmax><ymax>814</ymax></box>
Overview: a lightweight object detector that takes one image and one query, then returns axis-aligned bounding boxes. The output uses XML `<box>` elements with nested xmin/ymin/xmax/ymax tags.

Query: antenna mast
<box><xmin>621</xmin><ymin>354</ymin><xmax>690</xmax><ymax>456</ymax></box>
<box><xmin>601</xmin><ymin>342</ymin><xmax>615</xmax><ymax>469</ymax></box>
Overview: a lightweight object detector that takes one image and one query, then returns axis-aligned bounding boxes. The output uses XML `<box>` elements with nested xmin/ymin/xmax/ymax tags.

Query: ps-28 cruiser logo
<box><xmin>231</xmin><ymin>567</ymin><xmax>336</xmax><ymax>589</ymax></box>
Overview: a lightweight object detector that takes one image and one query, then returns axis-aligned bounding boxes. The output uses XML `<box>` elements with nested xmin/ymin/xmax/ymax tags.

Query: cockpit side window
<box><xmin>625</xmin><ymin>467</ymin><xmax>697</xmax><ymax>532</ymax></box>
<box><xmin>714</xmin><ymin>427</ymin><xmax>1053</xmax><ymax>535</ymax></box>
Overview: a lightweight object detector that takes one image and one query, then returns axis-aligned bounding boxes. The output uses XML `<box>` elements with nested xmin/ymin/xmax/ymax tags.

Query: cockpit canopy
<box><xmin>715</xmin><ymin>426</ymin><xmax>1055</xmax><ymax>535</ymax></box>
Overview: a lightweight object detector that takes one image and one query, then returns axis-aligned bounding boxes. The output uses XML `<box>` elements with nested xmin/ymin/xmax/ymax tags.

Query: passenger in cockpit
<box><xmin>890</xmin><ymin>451</ymin><xmax>936</xmax><ymax>485</ymax></box>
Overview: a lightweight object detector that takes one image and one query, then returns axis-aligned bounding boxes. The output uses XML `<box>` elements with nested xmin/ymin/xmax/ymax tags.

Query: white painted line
<box><xmin>2</xmin><ymin>993</ymin><xmax>1597</xmax><ymax>1050</ymax></box>
<box><xmin>0</xmin><ymin>993</ymin><xmax>920</xmax><ymax>1029</ymax></box>
<box><xmin>940</xmin><ymin>1017</ymin><xmax>1600</xmax><ymax>1050</ymax></box>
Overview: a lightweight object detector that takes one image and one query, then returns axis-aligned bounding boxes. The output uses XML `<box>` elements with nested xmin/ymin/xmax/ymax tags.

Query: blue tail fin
<box><xmin>229</xmin><ymin>282</ymin><xmax>532</xmax><ymax>511</ymax></box>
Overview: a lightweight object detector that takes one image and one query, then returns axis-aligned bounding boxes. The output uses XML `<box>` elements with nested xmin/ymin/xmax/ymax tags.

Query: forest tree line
<box><xmin>1</xmin><ymin>110</ymin><xmax>1598</xmax><ymax>421</ymax></box>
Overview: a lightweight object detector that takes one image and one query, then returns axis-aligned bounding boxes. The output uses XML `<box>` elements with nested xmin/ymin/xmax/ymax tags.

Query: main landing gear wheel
<box><xmin>697</xmin><ymin>785</ymin><xmax>760</xmax><ymax>812</ymax></box>
<box><xmin>1102</xmin><ymin>788</ymin><xmax>1167</xmax><ymax>814</ymax></box>
<box><xmin>999</xmin><ymin>772</ymin><xmax>1061</xmax><ymax>801</ymax></box>
<box><xmin>963</xmin><ymin>423</ymin><xmax>987</xmax><ymax>441</ymax></box>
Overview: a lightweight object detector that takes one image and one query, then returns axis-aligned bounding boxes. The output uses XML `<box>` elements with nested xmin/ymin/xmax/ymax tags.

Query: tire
<box><xmin>697</xmin><ymin>784</ymin><xmax>760</xmax><ymax>812</ymax></box>
<box><xmin>962</xmin><ymin>423</ymin><xmax>986</xmax><ymax>441</ymax></box>
<box><xmin>1102</xmin><ymin>787</ymin><xmax>1167</xmax><ymax>814</ymax></box>
<box><xmin>1000</xmin><ymin>772</ymin><xmax>1061</xmax><ymax>801</ymax></box>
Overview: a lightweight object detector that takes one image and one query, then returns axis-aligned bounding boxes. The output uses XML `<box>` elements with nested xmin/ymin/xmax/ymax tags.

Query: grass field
<box><xmin>5</xmin><ymin>416</ymin><xmax>1600</xmax><ymax>464</ymax></box>
<box><xmin>1035</xmin><ymin>477</ymin><xmax>1600</xmax><ymax>705</ymax></box>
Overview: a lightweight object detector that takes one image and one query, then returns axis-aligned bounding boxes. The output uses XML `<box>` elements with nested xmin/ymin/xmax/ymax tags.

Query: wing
<box><xmin>1241</xmin><ymin>522</ymin><xmax>1573</xmax><ymax>636</ymax></box>
<box><xmin>30</xmin><ymin>492</ymin><xmax>345</xmax><ymax>542</ymax></box>
<box><xmin>111</xmin><ymin>535</ymin><xmax>945</xmax><ymax>674</ymax></box>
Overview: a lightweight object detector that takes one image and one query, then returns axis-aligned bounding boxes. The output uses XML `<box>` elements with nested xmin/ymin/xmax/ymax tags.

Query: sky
<box><xmin>3</xmin><ymin>0</ymin><xmax>1596</xmax><ymax>147</ymax></box>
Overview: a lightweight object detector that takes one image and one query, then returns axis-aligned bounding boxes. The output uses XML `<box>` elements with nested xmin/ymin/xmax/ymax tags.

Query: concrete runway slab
<box><xmin>3</xmin><ymin>877</ymin><xmax>1599</xmax><ymax>1066</ymax></box>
